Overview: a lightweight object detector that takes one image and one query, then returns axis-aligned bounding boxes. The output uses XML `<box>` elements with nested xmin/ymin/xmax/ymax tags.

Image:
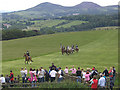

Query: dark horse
<box><xmin>75</xmin><ymin>48</ymin><xmax>79</xmax><ymax>52</ymax></box>
<box><xmin>24</xmin><ymin>53</ymin><xmax>33</xmax><ymax>64</ymax></box>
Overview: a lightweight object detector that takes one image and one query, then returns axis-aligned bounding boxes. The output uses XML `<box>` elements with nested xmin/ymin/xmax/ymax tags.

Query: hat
<box><xmin>59</xmin><ymin>67</ymin><xmax>61</xmax><ymax>69</ymax></box>
<box><xmin>92</xmin><ymin>68</ymin><xmax>95</xmax><ymax>70</ymax></box>
<box><xmin>10</xmin><ymin>70</ymin><xmax>12</xmax><ymax>72</ymax></box>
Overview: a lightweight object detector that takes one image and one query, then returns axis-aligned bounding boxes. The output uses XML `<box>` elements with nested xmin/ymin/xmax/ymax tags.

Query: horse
<box><xmin>61</xmin><ymin>47</ymin><xmax>67</xmax><ymax>55</ymax></box>
<box><xmin>66</xmin><ymin>49</ymin><xmax>74</xmax><ymax>55</ymax></box>
<box><xmin>75</xmin><ymin>48</ymin><xmax>79</xmax><ymax>52</ymax></box>
<box><xmin>23</xmin><ymin>53</ymin><xmax>33</xmax><ymax>64</ymax></box>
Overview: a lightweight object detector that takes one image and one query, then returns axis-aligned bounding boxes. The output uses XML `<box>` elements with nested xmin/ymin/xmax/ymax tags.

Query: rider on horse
<box><xmin>26</xmin><ymin>51</ymin><xmax>31</xmax><ymax>59</ymax></box>
<box><xmin>76</xmin><ymin>44</ymin><xmax>78</xmax><ymax>49</ymax></box>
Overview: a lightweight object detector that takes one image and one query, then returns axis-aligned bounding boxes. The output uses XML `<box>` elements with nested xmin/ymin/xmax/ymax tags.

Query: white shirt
<box><xmin>82</xmin><ymin>72</ymin><xmax>86</xmax><ymax>78</ymax></box>
<box><xmin>25</xmin><ymin>70</ymin><xmax>27</xmax><ymax>75</ymax></box>
<box><xmin>20</xmin><ymin>70</ymin><xmax>25</xmax><ymax>77</ymax></box>
<box><xmin>58</xmin><ymin>70</ymin><xmax>63</xmax><ymax>78</ymax></box>
<box><xmin>50</xmin><ymin>70</ymin><xmax>57</xmax><ymax>77</ymax></box>
<box><xmin>0</xmin><ymin>77</ymin><xmax>5</xmax><ymax>83</ymax></box>
<box><xmin>98</xmin><ymin>77</ymin><xmax>105</xmax><ymax>87</ymax></box>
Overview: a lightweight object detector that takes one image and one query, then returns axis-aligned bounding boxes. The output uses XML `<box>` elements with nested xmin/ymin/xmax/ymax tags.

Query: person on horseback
<box><xmin>26</xmin><ymin>51</ymin><xmax>31</xmax><ymax>59</ymax></box>
<box><xmin>76</xmin><ymin>44</ymin><xmax>78</xmax><ymax>49</ymax></box>
<box><xmin>71</xmin><ymin>45</ymin><xmax>74</xmax><ymax>51</ymax></box>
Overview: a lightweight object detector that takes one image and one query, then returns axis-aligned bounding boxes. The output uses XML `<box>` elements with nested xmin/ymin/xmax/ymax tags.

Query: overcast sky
<box><xmin>0</xmin><ymin>0</ymin><xmax>119</xmax><ymax>11</ymax></box>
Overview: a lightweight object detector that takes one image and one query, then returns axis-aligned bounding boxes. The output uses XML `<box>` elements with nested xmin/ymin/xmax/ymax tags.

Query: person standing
<box><xmin>20</xmin><ymin>68</ymin><xmax>26</xmax><ymax>84</ymax></box>
<box><xmin>44</xmin><ymin>69</ymin><xmax>49</xmax><ymax>82</ymax></box>
<box><xmin>9</xmin><ymin>70</ymin><xmax>14</xmax><ymax>84</ymax></box>
<box><xmin>57</xmin><ymin>67</ymin><xmax>63</xmax><ymax>83</ymax></box>
<box><xmin>90</xmin><ymin>75</ymin><xmax>98</xmax><ymax>90</ymax></box>
<box><xmin>0</xmin><ymin>74</ymin><xmax>6</xmax><ymax>88</ymax></box>
<box><xmin>98</xmin><ymin>75</ymin><xmax>106</xmax><ymax>89</ymax></box>
<box><xmin>38</xmin><ymin>68</ymin><xmax>44</xmax><ymax>83</ymax></box>
<box><xmin>102</xmin><ymin>67</ymin><xmax>109</xmax><ymax>77</ymax></box>
<box><xmin>64</xmin><ymin>67</ymin><xmax>69</xmax><ymax>74</ymax></box>
<box><xmin>5</xmin><ymin>75</ymin><xmax>9</xmax><ymax>83</ymax></box>
<box><xmin>76</xmin><ymin>67</ymin><xmax>82</xmax><ymax>83</ymax></box>
<box><xmin>112</xmin><ymin>66</ymin><xmax>116</xmax><ymax>83</ymax></box>
<box><xmin>29</xmin><ymin>68</ymin><xmax>33</xmax><ymax>83</ymax></box>
<box><xmin>24</xmin><ymin>67</ymin><xmax>27</xmax><ymax>77</ymax></box>
<box><xmin>50</xmin><ymin>67</ymin><xmax>57</xmax><ymax>82</ymax></box>
<box><xmin>70</xmin><ymin>65</ymin><xmax>76</xmax><ymax>75</ymax></box>
<box><xmin>85</xmin><ymin>71</ymin><xmax>91</xmax><ymax>83</ymax></box>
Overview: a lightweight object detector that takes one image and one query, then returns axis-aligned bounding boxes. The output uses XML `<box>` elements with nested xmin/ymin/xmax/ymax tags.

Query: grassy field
<box><xmin>57</xmin><ymin>20</ymin><xmax>87</xmax><ymax>28</ymax></box>
<box><xmin>2</xmin><ymin>29</ymin><xmax>118</xmax><ymax>77</ymax></box>
<box><xmin>24</xmin><ymin>20</ymin><xmax>88</xmax><ymax>31</ymax></box>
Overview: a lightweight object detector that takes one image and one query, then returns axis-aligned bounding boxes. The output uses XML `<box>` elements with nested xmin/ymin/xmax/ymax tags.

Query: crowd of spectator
<box><xmin>0</xmin><ymin>63</ymin><xmax>116</xmax><ymax>89</ymax></box>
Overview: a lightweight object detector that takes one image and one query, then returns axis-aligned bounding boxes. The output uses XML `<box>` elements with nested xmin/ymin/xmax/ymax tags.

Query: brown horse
<box><xmin>23</xmin><ymin>53</ymin><xmax>33</xmax><ymax>64</ymax></box>
<box><xmin>61</xmin><ymin>47</ymin><xmax>67</xmax><ymax>55</ymax></box>
<box><xmin>75</xmin><ymin>48</ymin><xmax>79</xmax><ymax>52</ymax></box>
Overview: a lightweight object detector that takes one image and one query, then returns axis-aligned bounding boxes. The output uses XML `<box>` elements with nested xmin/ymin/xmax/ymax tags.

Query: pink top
<box><xmin>85</xmin><ymin>74</ymin><xmax>91</xmax><ymax>81</ymax></box>
<box><xmin>64</xmin><ymin>68</ymin><xmax>68</xmax><ymax>74</ymax></box>
<box><xmin>70</xmin><ymin>68</ymin><xmax>76</xmax><ymax>74</ymax></box>
<box><xmin>29</xmin><ymin>71</ymin><xmax>33</xmax><ymax>82</ymax></box>
<box><xmin>33</xmin><ymin>75</ymin><xmax>37</xmax><ymax>81</ymax></box>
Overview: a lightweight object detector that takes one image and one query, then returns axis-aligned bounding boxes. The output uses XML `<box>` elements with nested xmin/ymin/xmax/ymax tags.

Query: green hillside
<box><xmin>2</xmin><ymin>29</ymin><xmax>118</xmax><ymax>76</ymax></box>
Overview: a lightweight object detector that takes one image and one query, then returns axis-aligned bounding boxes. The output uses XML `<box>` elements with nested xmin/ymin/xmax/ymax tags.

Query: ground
<box><xmin>2</xmin><ymin>29</ymin><xmax>118</xmax><ymax>77</ymax></box>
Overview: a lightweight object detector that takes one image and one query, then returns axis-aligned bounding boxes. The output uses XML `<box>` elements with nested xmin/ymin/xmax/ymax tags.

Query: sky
<box><xmin>0</xmin><ymin>0</ymin><xmax>119</xmax><ymax>12</ymax></box>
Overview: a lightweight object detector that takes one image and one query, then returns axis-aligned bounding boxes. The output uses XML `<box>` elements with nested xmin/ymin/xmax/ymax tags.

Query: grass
<box><xmin>26</xmin><ymin>20</ymin><xmax>67</xmax><ymax>30</ymax></box>
<box><xmin>2</xmin><ymin>29</ymin><xmax>118</xmax><ymax>77</ymax></box>
<box><xmin>57</xmin><ymin>20</ymin><xmax>88</xmax><ymax>28</ymax></box>
<box><xmin>24</xmin><ymin>20</ymin><xmax>88</xmax><ymax>31</ymax></box>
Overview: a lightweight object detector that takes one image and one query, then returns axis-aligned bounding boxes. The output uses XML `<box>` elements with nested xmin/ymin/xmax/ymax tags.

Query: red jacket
<box><xmin>10</xmin><ymin>72</ymin><xmax>14</xmax><ymax>81</ymax></box>
<box><xmin>91</xmin><ymin>79</ymin><xmax>98</xmax><ymax>89</ymax></box>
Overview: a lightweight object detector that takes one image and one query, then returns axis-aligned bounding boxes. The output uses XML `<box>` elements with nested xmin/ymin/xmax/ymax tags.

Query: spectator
<box><xmin>98</xmin><ymin>75</ymin><xmax>106</xmax><ymax>89</ymax></box>
<box><xmin>5</xmin><ymin>75</ymin><xmax>9</xmax><ymax>83</ymax></box>
<box><xmin>9</xmin><ymin>70</ymin><xmax>14</xmax><ymax>84</ymax></box>
<box><xmin>0</xmin><ymin>74</ymin><xmax>5</xmax><ymax>84</ymax></box>
<box><xmin>41</xmin><ymin>67</ymin><xmax>45</xmax><ymax>82</ymax></box>
<box><xmin>50</xmin><ymin>67</ymin><xmax>57</xmax><ymax>82</ymax></box>
<box><xmin>0</xmin><ymin>74</ymin><xmax>6</xmax><ymax>88</ymax></box>
<box><xmin>70</xmin><ymin>65</ymin><xmax>76</xmax><ymax>75</ymax></box>
<box><xmin>57</xmin><ymin>67</ymin><xmax>63</xmax><ymax>83</ymax></box>
<box><xmin>24</xmin><ymin>67</ymin><xmax>27</xmax><ymax>77</ymax></box>
<box><xmin>64</xmin><ymin>67</ymin><xmax>69</xmax><ymax>74</ymax></box>
<box><xmin>44</xmin><ymin>69</ymin><xmax>49</xmax><ymax>82</ymax></box>
<box><xmin>76</xmin><ymin>67</ymin><xmax>82</xmax><ymax>83</ymax></box>
<box><xmin>29</xmin><ymin>68</ymin><xmax>33</xmax><ymax>83</ymax></box>
<box><xmin>82</xmin><ymin>70</ymin><xmax>86</xmax><ymax>83</ymax></box>
<box><xmin>112</xmin><ymin>66</ymin><xmax>116</xmax><ymax>83</ymax></box>
<box><xmin>108</xmin><ymin>67</ymin><xmax>113</xmax><ymax>79</ymax></box>
<box><xmin>103</xmin><ymin>67</ymin><xmax>109</xmax><ymax>77</ymax></box>
<box><xmin>90</xmin><ymin>75</ymin><xmax>98</xmax><ymax>90</ymax></box>
<box><xmin>20</xmin><ymin>68</ymin><xmax>26</xmax><ymax>84</ymax></box>
<box><xmin>90</xmin><ymin>68</ymin><xmax>98</xmax><ymax>79</ymax></box>
<box><xmin>110</xmin><ymin>77</ymin><xmax>114</xmax><ymax>90</ymax></box>
<box><xmin>32</xmin><ymin>69</ymin><xmax>37</xmax><ymax>87</ymax></box>
<box><xmin>37</xmin><ymin>68</ymin><xmax>44</xmax><ymax>83</ymax></box>
<box><xmin>85</xmin><ymin>71</ymin><xmax>91</xmax><ymax>83</ymax></box>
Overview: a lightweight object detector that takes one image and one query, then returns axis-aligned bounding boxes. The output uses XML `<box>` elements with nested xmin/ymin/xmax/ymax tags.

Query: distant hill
<box><xmin>2</xmin><ymin>2</ymin><xmax>118</xmax><ymax>19</ymax></box>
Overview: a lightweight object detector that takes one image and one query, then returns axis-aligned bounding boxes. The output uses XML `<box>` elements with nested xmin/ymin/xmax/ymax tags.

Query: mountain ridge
<box><xmin>2</xmin><ymin>2</ymin><xmax>118</xmax><ymax>19</ymax></box>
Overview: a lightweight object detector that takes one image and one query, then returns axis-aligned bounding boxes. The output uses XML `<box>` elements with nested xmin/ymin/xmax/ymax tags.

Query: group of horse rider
<box><xmin>61</xmin><ymin>44</ymin><xmax>79</xmax><ymax>51</ymax></box>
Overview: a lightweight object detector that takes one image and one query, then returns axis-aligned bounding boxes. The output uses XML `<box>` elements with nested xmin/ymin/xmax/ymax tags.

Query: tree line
<box><xmin>2</xmin><ymin>14</ymin><xmax>118</xmax><ymax>40</ymax></box>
